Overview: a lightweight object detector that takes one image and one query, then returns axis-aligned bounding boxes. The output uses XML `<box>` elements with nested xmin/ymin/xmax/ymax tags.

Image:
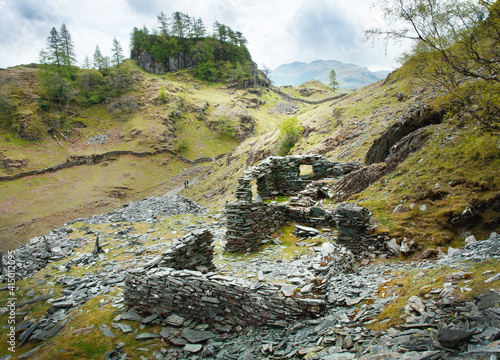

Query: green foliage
<box><xmin>195</xmin><ymin>61</ymin><xmax>217</xmax><ymax>81</ymax></box>
<box><xmin>368</xmin><ymin>0</ymin><xmax>500</xmax><ymax>127</ymax></box>
<box><xmin>213</xmin><ymin>115</ymin><xmax>236</xmax><ymax>138</ymax></box>
<box><xmin>276</xmin><ymin>116</ymin><xmax>304</xmax><ymax>156</ymax></box>
<box><xmin>168</xmin><ymin>94</ymin><xmax>185</xmax><ymax>120</ymax></box>
<box><xmin>111</xmin><ymin>37</ymin><xmax>124</xmax><ymax>67</ymax></box>
<box><xmin>36</xmin><ymin>66</ymin><xmax>76</xmax><ymax>110</ymax></box>
<box><xmin>328</xmin><ymin>69</ymin><xmax>339</xmax><ymax>91</ymax></box>
<box><xmin>158</xmin><ymin>85</ymin><xmax>168</xmax><ymax>102</ymax></box>
<box><xmin>0</xmin><ymin>88</ymin><xmax>18</xmax><ymax>130</ymax></box>
<box><xmin>176</xmin><ymin>139</ymin><xmax>189</xmax><ymax>154</ymax></box>
<box><xmin>21</xmin><ymin>117</ymin><xmax>46</xmax><ymax>141</ymax></box>
<box><xmin>130</xmin><ymin>11</ymin><xmax>251</xmax><ymax>82</ymax></box>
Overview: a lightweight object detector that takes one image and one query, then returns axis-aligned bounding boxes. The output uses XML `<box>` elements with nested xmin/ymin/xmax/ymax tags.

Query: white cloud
<box><xmin>0</xmin><ymin>0</ymin><xmax>403</xmax><ymax>71</ymax></box>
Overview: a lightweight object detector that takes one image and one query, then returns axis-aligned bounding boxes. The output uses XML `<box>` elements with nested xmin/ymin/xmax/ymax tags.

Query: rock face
<box><xmin>133</xmin><ymin>50</ymin><xmax>195</xmax><ymax>75</ymax></box>
<box><xmin>365</xmin><ymin>104</ymin><xmax>443</xmax><ymax>164</ymax></box>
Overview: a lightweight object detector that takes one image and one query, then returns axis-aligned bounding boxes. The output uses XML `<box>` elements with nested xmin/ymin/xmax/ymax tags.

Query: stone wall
<box><xmin>123</xmin><ymin>229</ymin><xmax>361</xmax><ymax>326</ymax></box>
<box><xmin>237</xmin><ymin>155</ymin><xmax>361</xmax><ymax>201</ymax></box>
<box><xmin>226</xmin><ymin>155</ymin><xmax>363</xmax><ymax>252</ymax></box>
<box><xmin>143</xmin><ymin>229</ymin><xmax>216</xmax><ymax>272</ymax></box>
<box><xmin>124</xmin><ymin>267</ymin><xmax>327</xmax><ymax>326</ymax></box>
<box><xmin>335</xmin><ymin>204</ymin><xmax>389</xmax><ymax>255</ymax></box>
<box><xmin>225</xmin><ymin>202</ymin><xmax>284</xmax><ymax>252</ymax></box>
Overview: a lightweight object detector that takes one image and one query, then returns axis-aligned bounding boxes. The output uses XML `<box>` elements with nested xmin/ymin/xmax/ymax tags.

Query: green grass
<box><xmin>370</xmin><ymin>259</ymin><xmax>500</xmax><ymax>330</ymax></box>
<box><xmin>355</xmin><ymin>123</ymin><xmax>499</xmax><ymax>248</ymax></box>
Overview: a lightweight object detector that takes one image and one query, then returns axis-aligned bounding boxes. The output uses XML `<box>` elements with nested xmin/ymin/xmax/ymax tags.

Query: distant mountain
<box><xmin>269</xmin><ymin>60</ymin><xmax>391</xmax><ymax>89</ymax></box>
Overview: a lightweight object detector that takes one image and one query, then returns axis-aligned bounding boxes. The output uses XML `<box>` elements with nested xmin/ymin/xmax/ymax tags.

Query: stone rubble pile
<box><xmin>439</xmin><ymin>232</ymin><xmax>500</xmax><ymax>264</ymax></box>
<box><xmin>13</xmin><ymin>269</ymin><xmax>128</xmax><ymax>347</ymax></box>
<box><xmin>0</xmin><ymin>228</ymin><xmax>87</xmax><ymax>280</ymax></box>
<box><xmin>79</xmin><ymin>195</ymin><xmax>207</xmax><ymax>224</ymax></box>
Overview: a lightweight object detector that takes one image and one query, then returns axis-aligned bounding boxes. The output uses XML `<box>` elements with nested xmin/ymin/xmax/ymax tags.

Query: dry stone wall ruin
<box><xmin>124</xmin><ymin>228</ymin><xmax>356</xmax><ymax>326</ymax></box>
<box><xmin>225</xmin><ymin>155</ymin><xmax>387</xmax><ymax>254</ymax></box>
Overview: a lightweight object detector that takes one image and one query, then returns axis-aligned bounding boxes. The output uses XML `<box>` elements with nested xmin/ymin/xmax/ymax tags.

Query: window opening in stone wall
<box><xmin>251</xmin><ymin>179</ymin><xmax>261</xmax><ymax>201</ymax></box>
<box><xmin>299</xmin><ymin>165</ymin><xmax>313</xmax><ymax>179</ymax></box>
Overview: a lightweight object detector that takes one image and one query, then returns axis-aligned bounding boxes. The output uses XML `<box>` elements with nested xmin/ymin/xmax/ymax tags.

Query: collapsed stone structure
<box><xmin>124</xmin><ymin>155</ymin><xmax>391</xmax><ymax>326</ymax></box>
<box><xmin>124</xmin><ymin>229</ymin><xmax>355</xmax><ymax>326</ymax></box>
<box><xmin>226</xmin><ymin>155</ymin><xmax>364</xmax><ymax>252</ymax></box>
<box><xmin>225</xmin><ymin>155</ymin><xmax>390</xmax><ymax>255</ymax></box>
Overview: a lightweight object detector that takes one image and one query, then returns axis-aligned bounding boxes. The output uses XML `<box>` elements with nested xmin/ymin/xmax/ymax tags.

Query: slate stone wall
<box><xmin>238</xmin><ymin>155</ymin><xmax>361</xmax><ymax>200</ymax></box>
<box><xmin>226</xmin><ymin>155</ymin><xmax>363</xmax><ymax>253</ymax></box>
<box><xmin>124</xmin><ymin>267</ymin><xmax>326</xmax><ymax>326</ymax></box>
<box><xmin>149</xmin><ymin>229</ymin><xmax>216</xmax><ymax>272</ymax></box>
<box><xmin>334</xmin><ymin>204</ymin><xmax>388</xmax><ymax>254</ymax></box>
<box><xmin>225</xmin><ymin>202</ymin><xmax>285</xmax><ymax>252</ymax></box>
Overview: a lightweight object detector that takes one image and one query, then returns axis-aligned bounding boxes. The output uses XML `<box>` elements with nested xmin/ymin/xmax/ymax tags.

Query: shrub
<box><xmin>214</xmin><ymin>115</ymin><xmax>236</xmax><ymax>138</ymax></box>
<box><xmin>276</xmin><ymin>116</ymin><xmax>303</xmax><ymax>156</ymax></box>
<box><xmin>158</xmin><ymin>86</ymin><xmax>168</xmax><ymax>102</ymax></box>
<box><xmin>176</xmin><ymin>139</ymin><xmax>189</xmax><ymax>154</ymax></box>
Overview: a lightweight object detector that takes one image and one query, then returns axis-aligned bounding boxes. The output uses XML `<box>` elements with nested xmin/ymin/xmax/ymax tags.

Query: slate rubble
<box><xmin>2</xmin><ymin>183</ymin><xmax>500</xmax><ymax>360</ymax></box>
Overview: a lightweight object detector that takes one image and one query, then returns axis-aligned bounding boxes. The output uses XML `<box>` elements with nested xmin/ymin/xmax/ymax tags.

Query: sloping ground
<box><xmin>187</xmin><ymin>72</ymin><xmax>500</xmax><ymax>251</ymax></box>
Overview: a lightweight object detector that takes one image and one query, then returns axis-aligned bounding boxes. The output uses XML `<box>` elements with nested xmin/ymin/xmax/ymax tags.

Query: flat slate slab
<box><xmin>184</xmin><ymin>343</ymin><xmax>203</xmax><ymax>353</ymax></box>
<box><xmin>181</xmin><ymin>328</ymin><xmax>215</xmax><ymax>343</ymax></box>
<box><xmin>119</xmin><ymin>310</ymin><xmax>144</xmax><ymax>322</ymax></box>
<box><xmin>165</xmin><ymin>314</ymin><xmax>185</xmax><ymax>326</ymax></box>
<box><xmin>136</xmin><ymin>332</ymin><xmax>160</xmax><ymax>340</ymax></box>
<box><xmin>115</xmin><ymin>323</ymin><xmax>133</xmax><ymax>333</ymax></box>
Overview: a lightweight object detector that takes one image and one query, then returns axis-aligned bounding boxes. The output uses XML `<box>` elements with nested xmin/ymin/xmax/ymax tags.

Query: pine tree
<box><xmin>47</xmin><ymin>27</ymin><xmax>63</xmax><ymax>70</ymax></box>
<box><xmin>93</xmin><ymin>45</ymin><xmax>103</xmax><ymax>70</ymax></box>
<box><xmin>82</xmin><ymin>55</ymin><xmax>91</xmax><ymax>69</ymax></box>
<box><xmin>328</xmin><ymin>69</ymin><xmax>339</xmax><ymax>91</ymax></box>
<box><xmin>59</xmin><ymin>23</ymin><xmax>76</xmax><ymax>66</ymax></box>
<box><xmin>111</xmin><ymin>37</ymin><xmax>124</xmax><ymax>67</ymax></box>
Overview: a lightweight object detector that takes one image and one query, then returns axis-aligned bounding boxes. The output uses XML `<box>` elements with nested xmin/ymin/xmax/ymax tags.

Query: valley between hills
<box><xmin>0</xmin><ymin>7</ymin><xmax>500</xmax><ymax>357</ymax></box>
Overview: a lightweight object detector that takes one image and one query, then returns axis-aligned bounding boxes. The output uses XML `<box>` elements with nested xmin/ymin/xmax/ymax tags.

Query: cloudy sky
<box><xmin>0</xmin><ymin>0</ymin><xmax>405</xmax><ymax>71</ymax></box>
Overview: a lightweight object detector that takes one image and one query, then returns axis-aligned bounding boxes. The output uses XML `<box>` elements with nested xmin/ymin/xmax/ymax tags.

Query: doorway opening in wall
<box><xmin>299</xmin><ymin>165</ymin><xmax>313</xmax><ymax>179</ymax></box>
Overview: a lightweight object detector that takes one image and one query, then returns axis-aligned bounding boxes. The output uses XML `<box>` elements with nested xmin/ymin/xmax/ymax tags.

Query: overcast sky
<box><xmin>0</xmin><ymin>0</ymin><xmax>405</xmax><ymax>71</ymax></box>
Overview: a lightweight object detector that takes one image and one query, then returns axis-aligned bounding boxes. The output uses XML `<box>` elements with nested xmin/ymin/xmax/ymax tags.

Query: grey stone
<box><xmin>165</xmin><ymin>314</ymin><xmax>185</xmax><ymax>326</ymax></box>
<box><xmin>101</xmin><ymin>328</ymin><xmax>116</xmax><ymax>338</ymax></box>
<box><xmin>181</xmin><ymin>328</ymin><xmax>215</xmax><ymax>343</ymax></box>
<box><xmin>170</xmin><ymin>337</ymin><xmax>187</xmax><ymax>346</ymax></box>
<box><xmin>477</xmin><ymin>290</ymin><xmax>500</xmax><ymax>310</ymax></box>
<box><xmin>141</xmin><ymin>313</ymin><xmax>159</xmax><ymax>324</ymax></box>
<box><xmin>281</xmin><ymin>285</ymin><xmax>296</xmax><ymax>297</ymax></box>
<box><xmin>119</xmin><ymin>310</ymin><xmax>144</xmax><ymax>322</ymax></box>
<box><xmin>135</xmin><ymin>332</ymin><xmax>160</xmax><ymax>340</ymax></box>
<box><xmin>437</xmin><ymin>328</ymin><xmax>473</xmax><ymax>349</ymax></box>
<box><xmin>184</xmin><ymin>343</ymin><xmax>203</xmax><ymax>353</ymax></box>
<box><xmin>407</xmin><ymin>296</ymin><xmax>426</xmax><ymax>315</ymax></box>
<box><xmin>115</xmin><ymin>323</ymin><xmax>133</xmax><ymax>333</ymax></box>
<box><xmin>386</xmin><ymin>238</ymin><xmax>400</xmax><ymax>255</ymax></box>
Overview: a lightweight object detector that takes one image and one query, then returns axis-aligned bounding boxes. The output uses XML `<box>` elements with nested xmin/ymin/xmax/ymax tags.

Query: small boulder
<box><xmin>393</xmin><ymin>204</ymin><xmax>410</xmax><ymax>213</ymax></box>
<box><xmin>386</xmin><ymin>238</ymin><xmax>400</xmax><ymax>255</ymax></box>
<box><xmin>407</xmin><ymin>295</ymin><xmax>426</xmax><ymax>315</ymax></box>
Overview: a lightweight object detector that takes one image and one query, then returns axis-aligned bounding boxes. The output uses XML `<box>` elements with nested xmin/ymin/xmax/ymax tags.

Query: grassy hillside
<box><xmin>1</xmin><ymin>58</ymin><xmax>499</xmax><ymax>253</ymax></box>
<box><xmin>0</xmin><ymin>61</ymin><xmax>300</xmax><ymax>249</ymax></box>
